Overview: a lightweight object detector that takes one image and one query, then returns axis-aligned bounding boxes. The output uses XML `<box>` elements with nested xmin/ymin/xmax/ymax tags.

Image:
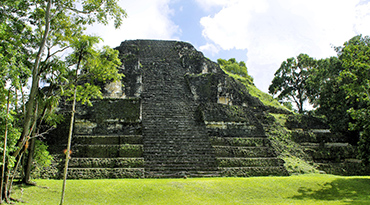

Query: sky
<box><xmin>88</xmin><ymin>0</ymin><xmax>370</xmax><ymax>93</ymax></box>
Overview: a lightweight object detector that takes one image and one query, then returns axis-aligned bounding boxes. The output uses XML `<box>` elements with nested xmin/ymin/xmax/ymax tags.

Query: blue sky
<box><xmin>89</xmin><ymin>0</ymin><xmax>370</xmax><ymax>93</ymax></box>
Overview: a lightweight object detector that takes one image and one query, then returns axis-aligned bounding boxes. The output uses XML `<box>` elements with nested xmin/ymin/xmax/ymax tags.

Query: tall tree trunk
<box><xmin>60</xmin><ymin>86</ymin><xmax>77</xmax><ymax>205</ymax></box>
<box><xmin>13</xmin><ymin>0</ymin><xmax>52</xmax><ymax>158</ymax></box>
<box><xmin>23</xmin><ymin>137</ymin><xmax>36</xmax><ymax>185</ymax></box>
<box><xmin>1</xmin><ymin>90</ymin><xmax>11</xmax><ymax>203</ymax></box>
<box><xmin>23</xmin><ymin>102</ymin><xmax>39</xmax><ymax>185</ymax></box>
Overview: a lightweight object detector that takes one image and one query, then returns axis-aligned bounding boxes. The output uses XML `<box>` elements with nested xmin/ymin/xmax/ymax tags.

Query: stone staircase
<box><xmin>202</xmin><ymin>104</ymin><xmax>288</xmax><ymax>177</ymax></box>
<box><xmin>139</xmin><ymin>41</ymin><xmax>218</xmax><ymax>178</ymax></box>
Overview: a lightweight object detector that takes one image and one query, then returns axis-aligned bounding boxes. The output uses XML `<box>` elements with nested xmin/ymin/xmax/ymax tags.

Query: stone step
<box><xmin>68</xmin><ymin>157</ymin><xmax>144</xmax><ymax>168</ymax></box>
<box><xmin>145</xmin><ymin>170</ymin><xmax>221</xmax><ymax>178</ymax></box>
<box><xmin>74</xmin><ymin>120</ymin><xmax>142</xmax><ymax>135</ymax></box>
<box><xmin>73</xmin><ymin>135</ymin><xmax>143</xmax><ymax>145</ymax></box>
<box><xmin>145</xmin><ymin>158</ymin><xmax>216</xmax><ymax>167</ymax></box>
<box><xmin>213</xmin><ymin>146</ymin><xmax>276</xmax><ymax>158</ymax></box>
<box><xmin>143</xmin><ymin>146</ymin><xmax>214</xmax><ymax>152</ymax></box>
<box><xmin>220</xmin><ymin>167</ymin><xmax>289</xmax><ymax>177</ymax></box>
<box><xmin>291</xmin><ymin>130</ymin><xmax>349</xmax><ymax>143</ymax></box>
<box><xmin>72</xmin><ymin>144</ymin><xmax>143</xmax><ymax>158</ymax></box>
<box><xmin>143</xmin><ymin>151</ymin><xmax>215</xmax><ymax>158</ymax></box>
<box><xmin>186</xmin><ymin>171</ymin><xmax>222</xmax><ymax>178</ymax></box>
<box><xmin>67</xmin><ymin>168</ymin><xmax>145</xmax><ymax>179</ymax></box>
<box><xmin>316</xmin><ymin>160</ymin><xmax>369</xmax><ymax>176</ymax></box>
<box><xmin>75</xmin><ymin>98</ymin><xmax>141</xmax><ymax>123</ymax></box>
<box><xmin>300</xmin><ymin>142</ymin><xmax>350</xmax><ymax>147</ymax></box>
<box><xmin>207</xmin><ymin>127</ymin><xmax>265</xmax><ymax>137</ymax></box>
<box><xmin>143</xmin><ymin>141</ymin><xmax>213</xmax><ymax>146</ymax></box>
<box><xmin>144</xmin><ymin>161</ymin><xmax>217</xmax><ymax>168</ymax></box>
<box><xmin>145</xmin><ymin>166</ymin><xmax>218</xmax><ymax>172</ymax></box>
<box><xmin>216</xmin><ymin>157</ymin><xmax>284</xmax><ymax>167</ymax></box>
<box><xmin>210</xmin><ymin>136</ymin><xmax>270</xmax><ymax>146</ymax></box>
<box><xmin>303</xmin><ymin>145</ymin><xmax>356</xmax><ymax>161</ymax></box>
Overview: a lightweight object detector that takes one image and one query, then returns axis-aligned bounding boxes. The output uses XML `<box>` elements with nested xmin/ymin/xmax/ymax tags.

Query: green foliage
<box><xmin>267</xmin><ymin>113</ymin><xmax>318</xmax><ymax>174</ymax></box>
<box><xmin>11</xmin><ymin>176</ymin><xmax>370</xmax><ymax>204</ymax></box>
<box><xmin>283</xmin><ymin>156</ymin><xmax>319</xmax><ymax>174</ymax></box>
<box><xmin>218</xmin><ymin>58</ymin><xmax>289</xmax><ymax>111</ymax></box>
<box><xmin>309</xmin><ymin>35</ymin><xmax>370</xmax><ymax>164</ymax></box>
<box><xmin>0</xmin><ymin>0</ymin><xmax>127</xmax><ymax>196</ymax></box>
<box><xmin>306</xmin><ymin>57</ymin><xmax>357</xmax><ymax>135</ymax></box>
<box><xmin>269</xmin><ymin>54</ymin><xmax>315</xmax><ymax>113</ymax></box>
<box><xmin>246</xmin><ymin>82</ymin><xmax>291</xmax><ymax>111</ymax></box>
<box><xmin>62</xmin><ymin>35</ymin><xmax>124</xmax><ymax>106</ymax></box>
<box><xmin>33</xmin><ymin>140</ymin><xmax>53</xmax><ymax>168</ymax></box>
<box><xmin>0</xmin><ymin>105</ymin><xmax>20</xmax><ymax>169</ymax></box>
<box><xmin>338</xmin><ymin>35</ymin><xmax>370</xmax><ymax>164</ymax></box>
<box><xmin>30</xmin><ymin>139</ymin><xmax>55</xmax><ymax>179</ymax></box>
<box><xmin>218</xmin><ymin>58</ymin><xmax>254</xmax><ymax>84</ymax></box>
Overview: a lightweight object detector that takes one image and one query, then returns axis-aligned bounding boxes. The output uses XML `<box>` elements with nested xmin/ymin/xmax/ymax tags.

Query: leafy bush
<box><xmin>217</xmin><ymin>58</ymin><xmax>254</xmax><ymax>84</ymax></box>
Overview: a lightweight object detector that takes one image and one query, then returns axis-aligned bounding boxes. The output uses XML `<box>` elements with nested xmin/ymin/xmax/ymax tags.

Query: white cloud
<box><xmin>194</xmin><ymin>0</ymin><xmax>229</xmax><ymax>11</ymax></box>
<box><xmin>354</xmin><ymin>1</ymin><xmax>370</xmax><ymax>35</ymax></box>
<box><xmin>87</xmin><ymin>0</ymin><xmax>180</xmax><ymax>48</ymax></box>
<box><xmin>197</xmin><ymin>0</ymin><xmax>370</xmax><ymax>92</ymax></box>
<box><xmin>199</xmin><ymin>43</ymin><xmax>220</xmax><ymax>55</ymax></box>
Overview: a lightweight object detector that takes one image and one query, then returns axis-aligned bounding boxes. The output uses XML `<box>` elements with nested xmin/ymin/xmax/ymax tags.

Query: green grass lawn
<box><xmin>10</xmin><ymin>174</ymin><xmax>370</xmax><ymax>204</ymax></box>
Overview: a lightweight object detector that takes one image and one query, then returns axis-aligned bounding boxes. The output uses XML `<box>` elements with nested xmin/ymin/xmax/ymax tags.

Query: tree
<box><xmin>13</xmin><ymin>0</ymin><xmax>126</xmax><ymax>163</ymax></box>
<box><xmin>336</xmin><ymin>35</ymin><xmax>370</xmax><ymax>164</ymax></box>
<box><xmin>305</xmin><ymin>35</ymin><xmax>370</xmax><ymax>164</ymax></box>
<box><xmin>0</xmin><ymin>2</ymin><xmax>32</xmax><ymax>202</ymax></box>
<box><xmin>307</xmin><ymin>57</ymin><xmax>359</xmax><ymax>139</ymax></box>
<box><xmin>269</xmin><ymin>54</ymin><xmax>315</xmax><ymax>113</ymax></box>
<box><xmin>59</xmin><ymin>35</ymin><xmax>123</xmax><ymax>204</ymax></box>
<box><xmin>0</xmin><ymin>0</ymin><xmax>126</xmax><ymax>202</ymax></box>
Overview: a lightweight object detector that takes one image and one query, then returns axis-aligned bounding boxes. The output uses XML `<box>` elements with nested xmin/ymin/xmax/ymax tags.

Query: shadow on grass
<box><xmin>291</xmin><ymin>178</ymin><xmax>370</xmax><ymax>204</ymax></box>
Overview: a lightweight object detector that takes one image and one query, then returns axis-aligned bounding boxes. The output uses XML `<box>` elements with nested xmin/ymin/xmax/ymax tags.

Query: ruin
<box><xmin>43</xmin><ymin>40</ymin><xmax>368</xmax><ymax>179</ymax></box>
<box><xmin>44</xmin><ymin>40</ymin><xmax>288</xmax><ymax>178</ymax></box>
<box><xmin>45</xmin><ymin>40</ymin><xmax>364</xmax><ymax>179</ymax></box>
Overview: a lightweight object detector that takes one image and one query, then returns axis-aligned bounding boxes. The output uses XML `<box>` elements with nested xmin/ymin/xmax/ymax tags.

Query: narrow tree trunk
<box><xmin>23</xmin><ymin>102</ymin><xmax>39</xmax><ymax>185</ymax></box>
<box><xmin>299</xmin><ymin>96</ymin><xmax>304</xmax><ymax>114</ymax></box>
<box><xmin>5</xmin><ymin>103</ymin><xmax>39</xmax><ymax>201</ymax></box>
<box><xmin>7</xmin><ymin>152</ymin><xmax>24</xmax><ymax>200</ymax></box>
<box><xmin>60</xmin><ymin>86</ymin><xmax>77</xmax><ymax>205</ymax></box>
<box><xmin>20</xmin><ymin>86</ymin><xmax>26</xmax><ymax>114</ymax></box>
<box><xmin>0</xmin><ymin>90</ymin><xmax>11</xmax><ymax>203</ymax></box>
<box><xmin>13</xmin><ymin>0</ymin><xmax>52</xmax><ymax>158</ymax></box>
<box><xmin>23</xmin><ymin>137</ymin><xmax>36</xmax><ymax>185</ymax></box>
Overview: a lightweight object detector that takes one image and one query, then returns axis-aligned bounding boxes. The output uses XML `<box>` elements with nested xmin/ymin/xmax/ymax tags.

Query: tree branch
<box><xmin>66</xmin><ymin>1</ymin><xmax>104</xmax><ymax>15</ymax></box>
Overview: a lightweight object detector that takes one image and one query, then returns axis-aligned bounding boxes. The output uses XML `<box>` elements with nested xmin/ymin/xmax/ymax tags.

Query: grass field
<box><xmin>10</xmin><ymin>174</ymin><xmax>370</xmax><ymax>204</ymax></box>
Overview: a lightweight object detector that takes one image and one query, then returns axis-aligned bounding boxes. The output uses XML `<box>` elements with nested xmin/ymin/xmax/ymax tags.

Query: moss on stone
<box><xmin>119</xmin><ymin>144</ymin><xmax>143</xmax><ymax>157</ymax></box>
<box><xmin>217</xmin><ymin>158</ymin><xmax>283</xmax><ymax>167</ymax></box>
<box><xmin>220</xmin><ymin>167</ymin><xmax>288</xmax><ymax>177</ymax></box>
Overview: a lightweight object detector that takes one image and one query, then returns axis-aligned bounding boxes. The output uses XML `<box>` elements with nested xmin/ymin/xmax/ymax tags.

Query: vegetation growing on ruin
<box><xmin>218</xmin><ymin>58</ymin><xmax>291</xmax><ymax>111</ymax></box>
<box><xmin>266</xmin><ymin>113</ymin><xmax>319</xmax><ymax>174</ymax></box>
